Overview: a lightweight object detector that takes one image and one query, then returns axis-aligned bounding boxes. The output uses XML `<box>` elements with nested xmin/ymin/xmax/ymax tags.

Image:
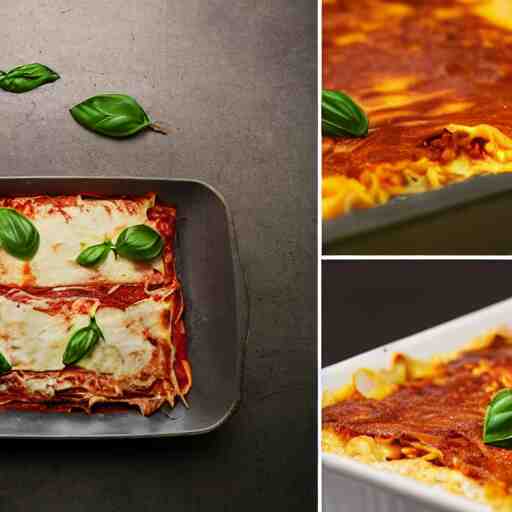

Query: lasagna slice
<box><xmin>323</xmin><ymin>0</ymin><xmax>512</xmax><ymax>219</ymax></box>
<box><xmin>322</xmin><ymin>331</ymin><xmax>512</xmax><ymax>511</ymax></box>
<box><xmin>0</xmin><ymin>193</ymin><xmax>174</xmax><ymax>287</ymax></box>
<box><xmin>0</xmin><ymin>194</ymin><xmax>190</xmax><ymax>416</ymax></box>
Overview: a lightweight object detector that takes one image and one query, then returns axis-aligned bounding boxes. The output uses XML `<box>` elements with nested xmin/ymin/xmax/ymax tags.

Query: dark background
<box><xmin>323</xmin><ymin>260</ymin><xmax>512</xmax><ymax>367</ymax></box>
<box><xmin>0</xmin><ymin>2</ymin><xmax>317</xmax><ymax>511</ymax></box>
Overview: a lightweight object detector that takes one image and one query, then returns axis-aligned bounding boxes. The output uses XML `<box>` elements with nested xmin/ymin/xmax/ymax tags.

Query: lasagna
<box><xmin>323</xmin><ymin>0</ymin><xmax>512</xmax><ymax>219</ymax></box>
<box><xmin>0</xmin><ymin>193</ymin><xmax>191</xmax><ymax>416</ymax></box>
<box><xmin>322</xmin><ymin>331</ymin><xmax>512</xmax><ymax>511</ymax></box>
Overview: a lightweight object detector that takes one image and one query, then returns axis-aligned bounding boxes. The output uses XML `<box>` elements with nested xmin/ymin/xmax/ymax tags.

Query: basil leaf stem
<box><xmin>0</xmin><ymin>64</ymin><xmax>60</xmax><ymax>93</ymax></box>
<box><xmin>90</xmin><ymin>316</ymin><xmax>105</xmax><ymax>341</ymax></box>
<box><xmin>70</xmin><ymin>94</ymin><xmax>167</xmax><ymax>138</ymax></box>
<box><xmin>0</xmin><ymin>208</ymin><xmax>40</xmax><ymax>260</ymax></box>
<box><xmin>484</xmin><ymin>389</ymin><xmax>512</xmax><ymax>446</ymax></box>
<box><xmin>322</xmin><ymin>90</ymin><xmax>368</xmax><ymax>138</ymax></box>
<box><xmin>62</xmin><ymin>316</ymin><xmax>104</xmax><ymax>366</ymax></box>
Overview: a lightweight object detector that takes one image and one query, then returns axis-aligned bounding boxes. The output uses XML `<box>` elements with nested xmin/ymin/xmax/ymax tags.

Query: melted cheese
<box><xmin>0</xmin><ymin>294</ymin><xmax>169</xmax><ymax>378</ymax></box>
<box><xmin>0</xmin><ymin>195</ymin><xmax>165</xmax><ymax>287</ymax></box>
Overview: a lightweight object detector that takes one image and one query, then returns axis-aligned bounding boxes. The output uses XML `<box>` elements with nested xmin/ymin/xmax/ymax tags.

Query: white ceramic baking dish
<box><xmin>321</xmin><ymin>298</ymin><xmax>512</xmax><ymax>512</ymax></box>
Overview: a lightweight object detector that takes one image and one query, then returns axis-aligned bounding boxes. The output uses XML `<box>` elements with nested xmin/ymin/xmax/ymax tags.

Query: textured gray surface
<box><xmin>0</xmin><ymin>1</ymin><xmax>317</xmax><ymax>510</ymax></box>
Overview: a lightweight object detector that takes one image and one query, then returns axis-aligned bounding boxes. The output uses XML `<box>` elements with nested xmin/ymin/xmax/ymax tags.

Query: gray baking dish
<box><xmin>323</xmin><ymin>173</ymin><xmax>512</xmax><ymax>255</ymax></box>
<box><xmin>0</xmin><ymin>176</ymin><xmax>248</xmax><ymax>438</ymax></box>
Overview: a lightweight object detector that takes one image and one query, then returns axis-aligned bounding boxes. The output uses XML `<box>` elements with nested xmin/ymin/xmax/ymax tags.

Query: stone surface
<box><xmin>0</xmin><ymin>1</ymin><xmax>317</xmax><ymax>510</ymax></box>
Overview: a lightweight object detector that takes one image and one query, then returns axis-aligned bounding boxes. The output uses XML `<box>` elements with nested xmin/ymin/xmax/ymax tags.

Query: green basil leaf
<box><xmin>0</xmin><ymin>63</ymin><xmax>60</xmax><ymax>93</ymax></box>
<box><xmin>322</xmin><ymin>90</ymin><xmax>368</xmax><ymax>138</ymax></box>
<box><xmin>0</xmin><ymin>351</ymin><xmax>12</xmax><ymax>375</ymax></box>
<box><xmin>70</xmin><ymin>94</ymin><xmax>156</xmax><ymax>138</ymax></box>
<box><xmin>484</xmin><ymin>389</ymin><xmax>512</xmax><ymax>446</ymax></box>
<box><xmin>0</xmin><ymin>208</ymin><xmax>40</xmax><ymax>260</ymax></box>
<box><xmin>62</xmin><ymin>321</ymin><xmax>101</xmax><ymax>366</ymax></box>
<box><xmin>76</xmin><ymin>241</ymin><xmax>113</xmax><ymax>267</ymax></box>
<box><xmin>115</xmin><ymin>224</ymin><xmax>164</xmax><ymax>262</ymax></box>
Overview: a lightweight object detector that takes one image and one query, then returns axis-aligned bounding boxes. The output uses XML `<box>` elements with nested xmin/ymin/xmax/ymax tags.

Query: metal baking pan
<box><xmin>323</xmin><ymin>173</ymin><xmax>512</xmax><ymax>255</ymax></box>
<box><xmin>0</xmin><ymin>176</ymin><xmax>249</xmax><ymax>439</ymax></box>
<box><xmin>323</xmin><ymin>298</ymin><xmax>512</xmax><ymax>512</ymax></box>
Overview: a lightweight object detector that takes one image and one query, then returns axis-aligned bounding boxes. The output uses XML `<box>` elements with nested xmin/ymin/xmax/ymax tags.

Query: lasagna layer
<box><xmin>323</xmin><ymin>0</ymin><xmax>512</xmax><ymax>219</ymax></box>
<box><xmin>0</xmin><ymin>194</ymin><xmax>190</xmax><ymax>416</ymax></box>
<box><xmin>0</xmin><ymin>193</ymin><xmax>175</xmax><ymax>287</ymax></box>
<box><xmin>0</xmin><ymin>283</ymin><xmax>189</xmax><ymax>416</ymax></box>
<box><xmin>322</xmin><ymin>331</ymin><xmax>512</xmax><ymax>510</ymax></box>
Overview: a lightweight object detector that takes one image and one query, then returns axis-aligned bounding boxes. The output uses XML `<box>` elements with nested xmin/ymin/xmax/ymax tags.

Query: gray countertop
<box><xmin>0</xmin><ymin>1</ymin><xmax>317</xmax><ymax>510</ymax></box>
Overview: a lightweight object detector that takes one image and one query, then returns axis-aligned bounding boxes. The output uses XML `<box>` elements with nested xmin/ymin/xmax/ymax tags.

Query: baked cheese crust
<box><xmin>323</xmin><ymin>0</ymin><xmax>512</xmax><ymax>219</ymax></box>
<box><xmin>322</xmin><ymin>330</ymin><xmax>512</xmax><ymax>511</ymax></box>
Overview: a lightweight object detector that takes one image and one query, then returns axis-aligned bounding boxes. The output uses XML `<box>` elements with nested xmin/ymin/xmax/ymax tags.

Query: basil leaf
<box><xmin>115</xmin><ymin>225</ymin><xmax>164</xmax><ymax>262</ymax></box>
<box><xmin>70</xmin><ymin>94</ymin><xmax>163</xmax><ymax>138</ymax></box>
<box><xmin>0</xmin><ymin>63</ymin><xmax>60</xmax><ymax>93</ymax></box>
<box><xmin>62</xmin><ymin>320</ymin><xmax>101</xmax><ymax>366</ymax></box>
<box><xmin>0</xmin><ymin>208</ymin><xmax>40</xmax><ymax>260</ymax></box>
<box><xmin>484</xmin><ymin>389</ymin><xmax>512</xmax><ymax>446</ymax></box>
<box><xmin>0</xmin><ymin>352</ymin><xmax>12</xmax><ymax>375</ymax></box>
<box><xmin>322</xmin><ymin>90</ymin><xmax>368</xmax><ymax>138</ymax></box>
<box><xmin>76</xmin><ymin>241</ymin><xmax>113</xmax><ymax>267</ymax></box>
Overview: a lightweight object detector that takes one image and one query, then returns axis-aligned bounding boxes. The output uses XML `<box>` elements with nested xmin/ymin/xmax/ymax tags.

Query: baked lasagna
<box><xmin>323</xmin><ymin>0</ymin><xmax>512</xmax><ymax>219</ymax></box>
<box><xmin>0</xmin><ymin>193</ymin><xmax>191</xmax><ymax>416</ymax></box>
<box><xmin>322</xmin><ymin>330</ymin><xmax>512</xmax><ymax>511</ymax></box>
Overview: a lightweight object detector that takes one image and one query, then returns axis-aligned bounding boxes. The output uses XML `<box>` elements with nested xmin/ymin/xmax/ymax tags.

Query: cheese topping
<box><xmin>0</xmin><ymin>294</ymin><xmax>168</xmax><ymax>378</ymax></box>
<box><xmin>0</xmin><ymin>195</ymin><xmax>165</xmax><ymax>287</ymax></box>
